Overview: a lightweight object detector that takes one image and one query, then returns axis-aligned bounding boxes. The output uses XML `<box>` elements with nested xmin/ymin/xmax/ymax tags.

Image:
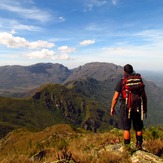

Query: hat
<box><xmin>124</xmin><ymin>64</ymin><xmax>133</xmax><ymax>74</ymax></box>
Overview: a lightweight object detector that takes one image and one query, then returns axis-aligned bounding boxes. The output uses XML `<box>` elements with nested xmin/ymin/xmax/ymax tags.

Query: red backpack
<box><xmin>121</xmin><ymin>73</ymin><xmax>145</xmax><ymax>118</ymax></box>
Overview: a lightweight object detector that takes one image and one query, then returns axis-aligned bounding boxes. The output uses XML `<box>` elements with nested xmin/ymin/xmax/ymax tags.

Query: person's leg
<box><xmin>136</xmin><ymin>130</ymin><xmax>143</xmax><ymax>149</ymax></box>
<box><xmin>133</xmin><ymin>112</ymin><xmax>143</xmax><ymax>149</ymax></box>
<box><xmin>124</xmin><ymin>130</ymin><xmax>130</xmax><ymax>144</ymax></box>
<box><xmin>119</xmin><ymin>105</ymin><xmax>131</xmax><ymax>145</ymax></box>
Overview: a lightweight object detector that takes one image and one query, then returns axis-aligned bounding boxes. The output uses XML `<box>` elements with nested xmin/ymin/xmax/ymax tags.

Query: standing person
<box><xmin>110</xmin><ymin>64</ymin><xmax>147</xmax><ymax>149</ymax></box>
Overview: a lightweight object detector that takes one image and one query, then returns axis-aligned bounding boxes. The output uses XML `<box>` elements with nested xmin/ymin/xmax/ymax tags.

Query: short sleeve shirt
<box><xmin>115</xmin><ymin>79</ymin><xmax>122</xmax><ymax>93</ymax></box>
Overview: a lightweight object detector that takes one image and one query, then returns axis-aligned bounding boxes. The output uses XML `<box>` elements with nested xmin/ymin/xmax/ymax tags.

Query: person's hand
<box><xmin>110</xmin><ymin>108</ymin><xmax>115</xmax><ymax>116</ymax></box>
<box><xmin>143</xmin><ymin>107</ymin><xmax>147</xmax><ymax>114</ymax></box>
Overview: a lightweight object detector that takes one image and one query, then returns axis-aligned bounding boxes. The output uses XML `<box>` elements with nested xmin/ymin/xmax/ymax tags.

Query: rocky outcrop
<box><xmin>99</xmin><ymin>143</ymin><xmax>163</xmax><ymax>163</ymax></box>
<box><xmin>28</xmin><ymin>142</ymin><xmax>163</xmax><ymax>163</ymax></box>
<box><xmin>131</xmin><ymin>150</ymin><xmax>163</xmax><ymax>163</ymax></box>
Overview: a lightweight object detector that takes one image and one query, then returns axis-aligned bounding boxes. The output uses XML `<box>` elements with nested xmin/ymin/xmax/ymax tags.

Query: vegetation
<box><xmin>0</xmin><ymin>62</ymin><xmax>163</xmax><ymax>162</ymax></box>
<box><xmin>0</xmin><ymin>83</ymin><xmax>114</xmax><ymax>139</ymax></box>
<box><xmin>0</xmin><ymin>62</ymin><xmax>163</xmax><ymax>127</ymax></box>
<box><xmin>0</xmin><ymin>124</ymin><xmax>163</xmax><ymax>162</ymax></box>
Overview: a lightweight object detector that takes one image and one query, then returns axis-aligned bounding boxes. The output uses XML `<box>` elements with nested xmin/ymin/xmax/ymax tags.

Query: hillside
<box><xmin>65</xmin><ymin>77</ymin><xmax>163</xmax><ymax>126</ymax></box>
<box><xmin>0</xmin><ymin>77</ymin><xmax>163</xmax><ymax>140</ymax></box>
<box><xmin>0</xmin><ymin>124</ymin><xmax>163</xmax><ymax>162</ymax></box>
<box><xmin>0</xmin><ymin>84</ymin><xmax>114</xmax><ymax>139</ymax></box>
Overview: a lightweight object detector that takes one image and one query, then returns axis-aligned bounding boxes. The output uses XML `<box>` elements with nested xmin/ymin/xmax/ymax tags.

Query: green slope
<box><xmin>65</xmin><ymin>77</ymin><xmax>163</xmax><ymax>127</ymax></box>
<box><xmin>0</xmin><ymin>84</ymin><xmax>113</xmax><ymax>139</ymax></box>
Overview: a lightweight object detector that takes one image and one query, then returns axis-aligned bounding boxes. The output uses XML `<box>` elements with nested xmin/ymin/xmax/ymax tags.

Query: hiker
<box><xmin>110</xmin><ymin>64</ymin><xmax>147</xmax><ymax>149</ymax></box>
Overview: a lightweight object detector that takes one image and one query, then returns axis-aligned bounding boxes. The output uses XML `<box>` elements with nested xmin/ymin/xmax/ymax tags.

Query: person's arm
<box><xmin>142</xmin><ymin>90</ymin><xmax>147</xmax><ymax>113</ymax></box>
<box><xmin>110</xmin><ymin>91</ymin><xmax>120</xmax><ymax>116</ymax></box>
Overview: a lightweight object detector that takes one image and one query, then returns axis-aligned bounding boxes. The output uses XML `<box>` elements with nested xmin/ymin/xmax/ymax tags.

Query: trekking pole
<box><xmin>128</xmin><ymin>108</ymin><xmax>131</xmax><ymax>119</ymax></box>
<box><xmin>125</xmin><ymin>90</ymin><xmax>130</xmax><ymax>119</ymax></box>
<box><xmin>141</xmin><ymin>98</ymin><xmax>144</xmax><ymax>121</ymax></box>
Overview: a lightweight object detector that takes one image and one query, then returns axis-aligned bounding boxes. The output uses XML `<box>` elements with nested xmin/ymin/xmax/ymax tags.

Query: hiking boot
<box><xmin>136</xmin><ymin>141</ymin><xmax>142</xmax><ymax>150</ymax></box>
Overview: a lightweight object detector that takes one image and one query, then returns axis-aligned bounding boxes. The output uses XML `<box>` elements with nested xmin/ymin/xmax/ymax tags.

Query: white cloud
<box><xmin>59</xmin><ymin>16</ymin><xmax>65</xmax><ymax>22</ymax></box>
<box><xmin>0</xmin><ymin>32</ymin><xmax>55</xmax><ymax>49</ymax></box>
<box><xmin>0</xmin><ymin>18</ymin><xmax>43</xmax><ymax>31</ymax></box>
<box><xmin>80</xmin><ymin>40</ymin><xmax>95</xmax><ymax>46</ymax></box>
<box><xmin>24</xmin><ymin>49</ymin><xmax>57</xmax><ymax>59</ymax></box>
<box><xmin>10</xmin><ymin>29</ymin><xmax>16</xmax><ymax>35</ymax></box>
<box><xmin>29</xmin><ymin>40</ymin><xmax>54</xmax><ymax>49</ymax></box>
<box><xmin>0</xmin><ymin>1</ymin><xmax>51</xmax><ymax>22</ymax></box>
<box><xmin>91</xmin><ymin>0</ymin><xmax>107</xmax><ymax>7</ymax></box>
<box><xmin>59</xmin><ymin>54</ymin><xmax>70</xmax><ymax>60</ymax></box>
<box><xmin>12</xmin><ymin>23</ymin><xmax>43</xmax><ymax>31</ymax></box>
<box><xmin>58</xmin><ymin>46</ymin><xmax>76</xmax><ymax>53</ymax></box>
<box><xmin>85</xmin><ymin>0</ymin><xmax>107</xmax><ymax>11</ymax></box>
<box><xmin>24</xmin><ymin>45</ymin><xmax>76</xmax><ymax>60</ymax></box>
<box><xmin>135</xmin><ymin>30</ymin><xmax>163</xmax><ymax>41</ymax></box>
<box><xmin>24</xmin><ymin>49</ymin><xmax>71</xmax><ymax>60</ymax></box>
<box><xmin>112</xmin><ymin>0</ymin><xmax>118</xmax><ymax>5</ymax></box>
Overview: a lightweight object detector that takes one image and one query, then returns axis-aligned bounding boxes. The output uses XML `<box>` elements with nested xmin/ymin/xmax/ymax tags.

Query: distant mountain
<box><xmin>140</xmin><ymin>70</ymin><xmax>163</xmax><ymax>88</ymax></box>
<box><xmin>0</xmin><ymin>63</ymin><xmax>71</xmax><ymax>89</ymax></box>
<box><xmin>64</xmin><ymin>62</ymin><xmax>123</xmax><ymax>82</ymax></box>
<box><xmin>0</xmin><ymin>62</ymin><xmax>163</xmax><ymax>138</ymax></box>
<box><xmin>0</xmin><ymin>62</ymin><xmax>122</xmax><ymax>97</ymax></box>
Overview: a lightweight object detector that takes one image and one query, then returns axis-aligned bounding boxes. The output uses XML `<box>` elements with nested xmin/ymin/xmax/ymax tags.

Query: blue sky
<box><xmin>0</xmin><ymin>0</ymin><xmax>163</xmax><ymax>71</ymax></box>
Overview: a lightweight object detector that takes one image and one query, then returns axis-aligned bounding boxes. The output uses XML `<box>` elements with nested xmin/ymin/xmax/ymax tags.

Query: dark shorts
<box><xmin>119</xmin><ymin>105</ymin><xmax>143</xmax><ymax>131</ymax></box>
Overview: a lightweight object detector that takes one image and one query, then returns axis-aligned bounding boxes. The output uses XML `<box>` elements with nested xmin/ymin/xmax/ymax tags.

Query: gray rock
<box><xmin>99</xmin><ymin>143</ymin><xmax>163</xmax><ymax>163</ymax></box>
<box><xmin>131</xmin><ymin>150</ymin><xmax>163</xmax><ymax>163</ymax></box>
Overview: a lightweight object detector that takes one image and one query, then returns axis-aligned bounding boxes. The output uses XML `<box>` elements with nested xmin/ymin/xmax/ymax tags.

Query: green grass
<box><xmin>0</xmin><ymin>83</ymin><xmax>113</xmax><ymax>139</ymax></box>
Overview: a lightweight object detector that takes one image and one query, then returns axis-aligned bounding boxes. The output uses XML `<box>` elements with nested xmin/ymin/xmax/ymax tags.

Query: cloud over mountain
<box><xmin>0</xmin><ymin>32</ymin><xmax>55</xmax><ymax>49</ymax></box>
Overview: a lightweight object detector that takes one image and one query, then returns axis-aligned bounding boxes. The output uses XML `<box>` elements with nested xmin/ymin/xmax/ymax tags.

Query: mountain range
<box><xmin>0</xmin><ymin>62</ymin><xmax>122</xmax><ymax>95</ymax></box>
<box><xmin>0</xmin><ymin>62</ymin><xmax>163</xmax><ymax>138</ymax></box>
